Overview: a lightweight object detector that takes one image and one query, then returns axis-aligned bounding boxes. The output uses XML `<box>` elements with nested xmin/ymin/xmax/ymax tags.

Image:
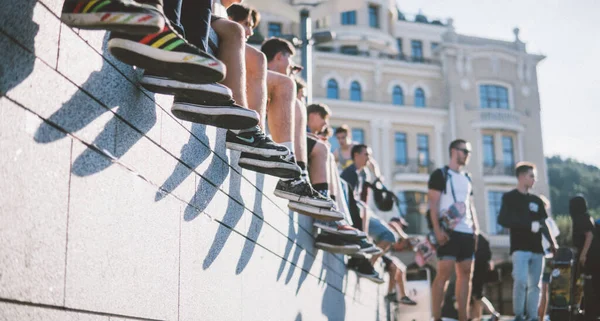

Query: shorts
<box><xmin>436</xmin><ymin>230</ymin><xmax>475</xmax><ymax>262</ymax></box>
<box><xmin>307</xmin><ymin>135</ymin><xmax>317</xmax><ymax>157</ymax></box>
<box><xmin>383</xmin><ymin>254</ymin><xmax>406</xmax><ymax>272</ymax></box>
<box><xmin>368</xmin><ymin>216</ymin><xmax>397</xmax><ymax>244</ymax></box>
<box><xmin>542</xmin><ymin>257</ymin><xmax>553</xmax><ymax>283</ymax></box>
<box><xmin>471</xmin><ymin>263</ymin><xmax>487</xmax><ymax>299</ymax></box>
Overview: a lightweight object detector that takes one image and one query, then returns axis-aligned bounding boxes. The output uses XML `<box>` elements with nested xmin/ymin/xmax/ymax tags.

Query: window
<box><xmin>396</xmin><ymin>38</ymin><xmax>403</xmax><ymax>57</ymax></box>
<box><xmin>350</xmin><ymin>81</ymin><xmax>362</xmax><ymax>101</ymax></box>
<box><xmin>431</xmin><ymin>42</ymin><xmax>439</xmax><ymax>51</ymax></box>
<box><xmin>483</xmin><ymin>135</ymin><xmax>495</xmax><ymax>167</ymax></box>
<box><xmin>480</xmin><ymin>85</ymin><xmax>509</xmax><ymax>109</ymax></box>
<box><xmin>340</xmin><ymin>45</ymin><xmax>359</xmax><ymax>55</ymax></box>
<box><xmin>392</xmin><ymin>86</ymin><xmax>404</xmax><ymax>105</ymax></box>
<box><xmin>267</xmin><ymin>22</ymin><xmax>282</xmax><ymax>38</ymax></box>
<box><xmin>411</xmin><ymin>40</ymin><xmax>423</xmax><ymax>62</ymax></box>
<box><xmin>352</xmin><ymin>128</ymin><xmax>365</xmax><ymax>144</ymax></box>
<box><xmin>414</xmin><ymin>88</ymin><xmax>425</xmax><ymax>107</ymax></box>
<box><xmin>488</xmin><ymin>191</ymin><xmax>508</xmax><ymax>234</ymax></box>
<box><xmin>368</xmin><ymin>5</ymin><xmax>379</xmax><ymax>28</ymax></box>
<box><xmin>398</xmin><ymin>191</ymin><xmax>429</xmax><ymax>234</ymax></box>
<box><xmin>417</xmin><ymin>134</ymin><xmax>429</xmax><ymax>167</ymax></box>
<box><xmin>502</xmin><ymin>136</ymin><xmax>514</xmax><ymax>168</ymax></box>
<box><xmin>326</xmin><ymin>79</ymin><xmax>339</xmax><ymax>99</ymax></box>
<box><xmin>341</xmin><ymin>10</ymin><xmax>357</xmax><ymax>25</ymax></box>
<box><xmin>395</xmin><ymin>133</ymin><xmax>408</xmax><ymax>164</ymax></box>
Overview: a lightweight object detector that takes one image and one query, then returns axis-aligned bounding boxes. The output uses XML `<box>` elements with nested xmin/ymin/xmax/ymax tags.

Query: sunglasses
<box><xmin>455</xmin><ymin>148</ymin><xmax>471</xmax><ymax>155</ymax></box>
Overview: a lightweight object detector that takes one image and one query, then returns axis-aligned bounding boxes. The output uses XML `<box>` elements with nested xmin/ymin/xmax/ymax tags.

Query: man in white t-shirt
<box><xmin>428</xmin><ymin>139</ymin><xmax>480</xmax><ymax>321</ymax></box>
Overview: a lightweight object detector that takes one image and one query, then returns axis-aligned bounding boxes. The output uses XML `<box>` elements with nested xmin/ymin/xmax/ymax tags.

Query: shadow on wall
<box><xmin>236</xmin><ymin>174</ymin><xmax>265</xmax><ymax>274</ymax></box>
<box><xmin>321</xmin><ymin>260</ymin><xmax>347</xmax><ymax>321</ymax></box>
<box><xmin>0</xmin><ymin>0</ymin><xmax>37</xmax><ymax>96</ymax></box>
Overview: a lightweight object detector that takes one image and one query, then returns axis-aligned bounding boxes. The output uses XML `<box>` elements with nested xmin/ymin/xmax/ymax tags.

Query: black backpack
<box><xmin>426</xmin><ymin>166</ymin><xmax>472</xmax><ymax>229</ymax></box>
<box><xmin>366</xmin><ymin>178</ymin><xmax>396</xmax><ymax>212</ymax></box>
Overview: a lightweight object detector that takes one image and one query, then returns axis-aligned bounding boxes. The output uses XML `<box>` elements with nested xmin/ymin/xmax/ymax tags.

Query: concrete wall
<box><xmin>0</xmin><ymin>1</ymin><xmax>387</xmax><ymax>320</ymax></box>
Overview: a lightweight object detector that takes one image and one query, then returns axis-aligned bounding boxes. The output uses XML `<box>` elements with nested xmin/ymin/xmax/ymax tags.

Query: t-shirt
<box><xmin>212</xmin><ymin>0</ymin><xmax>228</xmax><ymax>18</ymax></box>
<box><xmin>427</xmin><ymin>167</ymin><xmax>474</xmax><ymax>234</ymax></box>
<box><xmin>498</xmin><ymin>189</ymin><xmax>548</xmax><ymax>254</ymax></box>
<box><xmin>571</xmin><ymin>213</ymin><xmax>594</xmax><ymax>255</ymax></box>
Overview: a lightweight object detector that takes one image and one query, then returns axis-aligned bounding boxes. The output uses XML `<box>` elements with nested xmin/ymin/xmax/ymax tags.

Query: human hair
<box><xmin>351</xmin><ymin>144</ymin><xmax>368</xmax><ymax>160</ymax></box>
<box><xmin>295</xmin><ymin>77</ymin><xmax>306</xmax><ymax>94</ymax></box>
<box><xmin>251</xmin><ymin>9</ymin><xmax>261</xmax><ymax>26</ymax></box>
<box><xmin>335</xmin><ymin>124</ymin><xmax>350</xmax><ymax>136</ymax></box>
<box><xmin>261</xmin><ymin>37</ymin><xmax>296</xmax><ymax>62</ymax></box>
<box><xmin>226</xmin><ymin>4</ymin><xmax>260</xmax><ymax>26</ymax></box>
<box><xmin>319</xmin><ymin>126</ymin><xmax>333</xmax><ymax>138</ymax></box>
<box><xmin>449</xmin><ymin>139</ymin><xmax>467</xmax><ymax>156</ymax></box>
<box><xmin>515</xmin><ymin>161</ymin><xmax>536</xmax><ymax>178</ymax></box>
<box><xmin>307</xmin><ymin>103</ymin><xmax>331</xmax><ymax>119</ymax></box>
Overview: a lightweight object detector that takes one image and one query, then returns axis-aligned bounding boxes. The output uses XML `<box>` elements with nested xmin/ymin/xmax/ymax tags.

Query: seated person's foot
<box><xmin>108</xmin><ymin>23</ymin><xmax>225</xmax><ymax>84</ymax></box>
<box><xmin>237</xmin><ymin>152</ymin><xmax>301</xmax><ymax>179</ymax></box>
<box><xmin>274</xmin><ymin>178</ymin><xmax>334</xmax><ymax>208</ymax></box>
<box><xmin>314</xmin><ymin>233</ymin><xmax>360</xmax><ymax>255</ymax></box>
<box><xmin>171</xmin><ymin>96</ymin><xmax>258</xmax><ymax>129</ymax></box>
<box><xmin>398</xmin><ymin>295</ymin><xmax>417</xmax><ymax>305</ymax></box>
<box><xmin>354</xmin><ymin>239</ymin><xmax>382</xmax><ymax>255</ymax></box>
<box><xmin>61</xmin><ymin>0</ymin><xmax>165</xmax><ymax>34</ymax></box>
<box><xmin>141</xmin><ymin>70</ymin><xmax>233</xmax><ymax>102</ymax></box>
<box><xmin>384</xmin><ymin>292</ymin><xmax>400</xmax><ymax>303</ymax></box>
<box><xmin>288</xmin><ymin>201</ymin><xmax>344</xmax><ymax>221</ymax></box>
<box><xmin>314</xmin><ymin>220</ymin><xmax>366</xmax><ymax>240</ymax></box>
<box><xmin>347</xmin><ymin>257</ymin><xmax>384</xmax><ymax>284</ymax></box>
<box><xmin>226</xmin><ymin>128</ymin><xmax>290</xmax><ymax>157</ymax></box>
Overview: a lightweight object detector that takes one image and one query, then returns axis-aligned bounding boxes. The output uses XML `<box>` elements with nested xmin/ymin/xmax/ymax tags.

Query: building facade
<box><xmin>247</xmin><ymin>0</ymin><xmax>549</xmax><ymax>262</ymax></box>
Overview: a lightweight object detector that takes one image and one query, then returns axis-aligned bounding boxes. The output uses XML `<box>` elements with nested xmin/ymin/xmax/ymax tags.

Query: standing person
<box><xmin>538</xmin><ymin>195</ymin><xmax>559</xmax><ymax>321</ymax></box>
<box><xmin>428</xmin><ymin>139</ymin><xmax>479</xmax><ymax>321</ymax></box>
<box><xmin>470</xmin><ymin>234</ymin><xmax>501</xmax><ymax>321</ymax></box>
<box><xmin>333</xmin><ymin>125</ymin><xmax>355</xmax><ymax>170</ymax></box>
<box><xmin>498</xmin><ymin>162</ymin><xmax>553</xmax><ymax>321</ymax></box>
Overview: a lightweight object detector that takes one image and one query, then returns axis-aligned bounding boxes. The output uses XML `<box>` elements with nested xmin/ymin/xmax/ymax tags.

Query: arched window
<box><xmin>414</xmin><ymin>88</ymin><xmax>425</xmax><ymax>107</ymax></box>
<box><xmin>392</xmin><ymin>86</ymin><xmax>404</xmax><ymax>105</ymax></box>
<box><xmin>479</xmin><ymin>84</ymin><xmax>509</xmax><ymax>109</ymax></box>
<box><xmin>350</xmin><ymin>81</ymin><xmax>362</xmax><ymax>101</ymax></box>
<box><xmin>326</xmin><ymin>79</ymin><xmax>339</xmax><ymax>99</ymax></box>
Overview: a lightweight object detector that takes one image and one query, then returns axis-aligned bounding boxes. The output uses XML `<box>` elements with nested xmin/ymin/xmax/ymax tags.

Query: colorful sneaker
<box><xmin>108</xmin><ymin>24</ymin><xmax>225</xmax><ymax>84</ymax></box>
<box><xmin>61</xmin><ymin>0</ymin><xmax>165</xmax><ymax>34</ymax></box>
<box><xmin>287</xmin><ymin>201</ymin><xmax>344</xmax><ymax>222</ymax></box>
<box><xmin>314</xmin><ymin>220</ymin><xmax>367</xmax><ymax>240</ymax></box>
<box><xmin>140</xmin><ymin>70</ymin><xmax>233</xmax><ymax>101</ymax></box>
<box><xmin>226</xmin><ymin>128</ymin><xmax>290</xmax><ymax>157</ymax></box>
<box><xmin>274</xmin><ymin>178</ymin><xmax>334</xmax><ymax>208</ymax></box>
<box><xmin>237</xmin><ymin>153</ymin><xmax>301</xmax><ymax>179</ymax></box>
<box><xmin>314</xmin><ymin>233</ymin><xmax>360</xmax><ymax>255</ymax></box>
<box><xmin>171</xmin><ymin>96</ymin><xmax>259</xmax><ymax>129</ymax></box>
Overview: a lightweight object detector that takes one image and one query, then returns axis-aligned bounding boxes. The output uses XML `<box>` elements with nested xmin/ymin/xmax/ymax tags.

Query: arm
<box><xmin>580</xmin><ymin>231</ymin><xmax>593</xmax><ymax>266</ymax></box>
<box><xmin>428</xmin><ymin>188</ymin><xmax>448</xmax><ymax>245</ymax></box>
<box><xmin>357</xmin><ymin>201</ymin><xmax>370</xmax><ymax>235</ymax></box>
<box><xmin>470</xmin><ymin>195</ymin><xmax>480</xmax><ymax>235</ymax></box>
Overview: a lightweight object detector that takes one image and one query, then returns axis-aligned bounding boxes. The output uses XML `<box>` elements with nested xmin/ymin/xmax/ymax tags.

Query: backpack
<box><xmin>367</xmin><ymin>178</ymin><xmax>396</xmax><ymax>212</ymax></box>
<box><xmin>426</xmin><ymin>166</ymin><xmax>472</xmax><ymax>229</ymax></box>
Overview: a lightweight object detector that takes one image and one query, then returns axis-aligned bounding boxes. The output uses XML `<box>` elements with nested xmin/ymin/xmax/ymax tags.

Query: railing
<box><xmin>465</xmin><ymin>103</ymin><xmax>525</xmax><ymax>125</ymax></box>
<box><xmin>378</xmin><ymin>52</ymin><xmax>440</xmax><ymax>65</ymax></box>
<box><xmin>483</xmin><ymin>164</ymin><xmax>514</xmax><ymax>176</ymax></box>
<box><xmin>394</xmin><ymin>159</ymin><xmax>435</xmax><ymax>175</ymax></box>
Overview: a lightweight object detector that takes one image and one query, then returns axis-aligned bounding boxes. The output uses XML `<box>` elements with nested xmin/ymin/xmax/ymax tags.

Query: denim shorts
<box><xmin>368</xmin><ymin>216</ymin><xmax>397</xmax><ymax>244</ymax></box>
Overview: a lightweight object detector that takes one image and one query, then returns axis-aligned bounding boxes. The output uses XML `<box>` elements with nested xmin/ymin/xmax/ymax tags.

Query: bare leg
<box><xmin>244</xmin><ymin>45</ymin><xmax>267</xmax><ymax>126</ymax></box>
<box><xmin>432</xmin><ymin>260</ymin><xmax>454</xmax><ymax>320</ymax></box>
<box><xmin>456</xmin><ymin>260</ymin><xmax>474</xmax><ymax>321</ymax></box>
<box><xmin>387</xmin><ymin>264</ymin><xmax>398</xmax><ymax>295</ymax></box>
<box><xmin>370</xmin><ymin>241</ymin><xmax>391</xmax><ymax>265</ymax></box>
<box><xmin>327</xmin><ymin>152</ymin><xmax>339</xmax><ymax>198</ymax></box>
<box><xmin>539</xmin><ymin>282</ymin><xmax>549</xmax><ymax>320</ymax></box>
<box><xmin>470</xmin><ymin>299</ymin><xmax>483</xmax><ymax>321</ymax></box>
<box><xmin>308</xmin><ymin>141</ymin><xmax>329</xmax><ymax>184</ymax></box>
<box><xmin>210</xmin><ymin>19</ymin><xmax>247</xmax><ymax>108</ymax></box>
<box><xmin>397</xmin><ymin>268</ymin><xmax>407</xmax><ymax>298</ymax></box>
<box><xmin>294</xmin><ymin>99</ymin><xmax>307</xmax><ymax>164</ymax></box>
<box><xmin>266</xmin><ymin>72</ymin><xmax>294</xmax><ymax>144</ymax></box>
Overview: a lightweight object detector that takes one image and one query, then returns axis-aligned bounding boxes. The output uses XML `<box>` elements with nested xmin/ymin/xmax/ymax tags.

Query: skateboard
<box><xmin>549</xmin><ymin>247</ymin><xmax>576</xmax><ymax>321</ymax></box>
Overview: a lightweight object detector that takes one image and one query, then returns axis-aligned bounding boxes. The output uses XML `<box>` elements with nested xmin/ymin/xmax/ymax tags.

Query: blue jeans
<box><xmin>512</xmin><ymin>251</ymin><xmax>544</xmax><ymax>320</ymax></box>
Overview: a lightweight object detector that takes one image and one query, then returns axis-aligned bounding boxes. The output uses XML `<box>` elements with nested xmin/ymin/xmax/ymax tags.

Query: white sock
<box><xmin>280</xmin><ymin>141</ymin><xmax>293</xmax><ymax>152</ymax></box>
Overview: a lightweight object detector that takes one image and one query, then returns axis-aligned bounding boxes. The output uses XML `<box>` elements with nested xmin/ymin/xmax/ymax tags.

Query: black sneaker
<box><xmin>226</xmin><ymin>129</ymin><xmax>290</xmax><ymax>157</ymax></box>
<box><xmin>398</xmin><ymin>295</ymin><xmax>417</xmax><ymax>306</ymax></box>
<box><xmin>61</xmin><ymin>0</ymin><xmax>165</xmax><ymax>34</ymax></box>
<box><xmin>171</xmin><ymin>96</ymin><xmax>259</xmax><ymax>129</ymax></box>
<box><xmin>140</xmin><ymin>70</ymin><xmax>233</xmax><ymax>101</ymax></box>
<box><xmin>288</xmin><ymin>201</ymin><xmax>344</xmax><ymax>221</ymax></box>
<box><xmin>384</xmin><ymin>292</ymin><xmax>400</xmax><ymax>303</ymax></box>
<box><xmin>238</xmin><ymin>153</ymin><xmax>301</xmax><ymax>179</ymax></box>
<box><xmin>314</xmin><ymin>220</ymin><xmax>367</xmax><ymax>240</ymax></box>
<box><xmin>108</xmin><ymin>24</ymin><xmax>225</xmax><ymax>84</ymax></box>
<box><xmin>274</xmin><ymin>178</ymin><xmax>334</xmax><ymax>208</ymax></box>
<box><xmin>351</xmin><ymin>258</ymin><xmax>384</xmax><ymax>284</ymax></box>
<box><xmin>314</xmin><ymin>233</ymin><xmax>361</xmax><ymax>255</ymax></box>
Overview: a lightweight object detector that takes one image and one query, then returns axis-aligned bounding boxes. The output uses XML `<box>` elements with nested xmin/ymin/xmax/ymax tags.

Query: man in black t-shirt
<box><xmin>428</xmin><ymin>139</ymin><xmax>479</xmax><ymax>321</ymax></box>
<box><xmin>569</xmin><ymin>195</ymin><xmax>594</xmax><ymax>270</ymax></box>
<box><xmin>497</xmin><ymin>162</ymin><xmax>551</xmax><ymax>321</ymax></box>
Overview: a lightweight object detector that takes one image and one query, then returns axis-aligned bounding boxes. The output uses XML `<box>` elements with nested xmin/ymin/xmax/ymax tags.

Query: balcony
<box><xmin>378</xmin><ymin>52</ymin><xmax>440</xmax><ymax>65</ymax></box>
<box><xmin>483</xmin><ymin>164</ymin><xmax>514</xmax><ymax>176</ymax></box>
<box><xmin>394</xmin><ymin>159</ymin><xmax>435</xmax><ymax>182</ymax></box>
<box><xmin>466</xmin><ymin>104</ymin><xmax>525</xmax><ymax>131</ymax></box>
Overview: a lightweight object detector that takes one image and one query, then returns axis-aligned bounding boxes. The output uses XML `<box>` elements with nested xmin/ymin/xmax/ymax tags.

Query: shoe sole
<box><xmin>314</xmin><ymin>242</ymin><xmax>360</xmax><ymax>255</ymax></box>
<box><xmin>61</xmin><ymin>12</ymin><xmax>164</xmax><ymax>34</ymax></box>
<box><xmin>287</xmin><ymin>202</ymin><xmax>344</xmax><ymax>221</ymax></box>
<box><xmin>225</xmin><ymin>142</ymin><xmax>289</xmax><ymax>157</ymax></box>
<box><xmin>171</xmin><ymin>102</ymin><xmax>259</xmax><ymax>129</ymax></box>
<box><xmin>140</xmin><ymin>75</ymin><xmax>232</xmax><ymax>101</ymax></box>
<box><xmin>238</xmin><ymin>158</ymin><xmax>301</xmax><ymax>179</ymax></box>
<box><xmin>348</xmin><ymin>252</ymin><xmax>370</xmax><ymax>259</ymax></box>
<box><xmin>108</xmin><ymin>38</ymin><xmax>225</xmax><ymax>84</ymax></box>
<box><xmin>354</xmin><ymin>271</ymin><xmax>385</xmax><ymax>284</ymax></box>
<box><xmin>274</xmin><ymin>189</ymin><xmax>334</xmax><ymax>208</ymax></box>
<box><xmin>314</xmin><ymin>224</ymin><xmax>367</xmax><ymax>241</ymax></box>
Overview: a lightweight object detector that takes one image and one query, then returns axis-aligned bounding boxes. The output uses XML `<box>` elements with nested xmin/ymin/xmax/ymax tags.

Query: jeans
<box><xmin>512</xmin><ymin>251</ymin><xmax>544</xmax><ymax>320</ymax></box>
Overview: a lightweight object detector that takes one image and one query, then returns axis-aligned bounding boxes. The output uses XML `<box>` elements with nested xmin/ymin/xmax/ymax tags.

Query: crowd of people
<box><xmin>59</xmin><ymin>0</ymin><xmax>598</xmax><ymax>320</ymax></box>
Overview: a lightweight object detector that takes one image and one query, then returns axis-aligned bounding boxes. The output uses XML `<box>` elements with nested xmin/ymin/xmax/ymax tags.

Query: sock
<box><xmin>330</xmin><ymin>195</ymin><xmax>336</xmax><ymax>201</ymax></box>
<box><xmin>280</xmin><ymin>141</ymin><xmax>293</xmax><ymax>152</ymax></box>
<box><xmin>230</xmin><ymin>126</ymin><xmax>259</xmax><ymax>135</ymax></box>
<box><xmin>313</xmin><ymin>183</ymin><xmax>329</xmax><ymax>198</ymax></box>
<box><xmin>297</xmin><ymin>161</ymin><xmax>307</xmax><ymax>171</ymax></box>
<box><xmin>301</xmin><ymin>170</ymin><xmax>309</xmax><ymax>183</ymax></box>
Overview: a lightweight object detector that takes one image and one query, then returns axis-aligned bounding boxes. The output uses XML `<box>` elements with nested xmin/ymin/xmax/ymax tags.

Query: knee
<box><xmin>246</xmin><ymin>46</ymin><xmax>267</xmax><ymax>69</ymax></box>
<box><xmin>213</xmin><ymin>19</ymin><xmax>245</xmax><ymax>43</ymax></box>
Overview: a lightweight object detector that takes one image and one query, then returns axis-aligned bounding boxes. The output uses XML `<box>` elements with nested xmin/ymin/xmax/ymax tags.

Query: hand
<box><xmin>531</xmin><ymin>221</ymin><xmax>540</xmax><ymax>233</ymax></box>
<box><xmin>435</xmin><ymin>230</ymin><xmax>449</xmax><ymax>246</ymax></box>
<box><xmin>551</xmin><ymin>244</ymin><xmax>558</xmax><ymax>256</ymax></box>
<box><xmin>579</xmin><ymin>254</ymin><xmax>587</xmax><ymax>267</ymax></box>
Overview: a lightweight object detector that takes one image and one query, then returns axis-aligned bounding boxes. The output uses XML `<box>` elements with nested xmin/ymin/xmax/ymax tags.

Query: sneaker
<box><xmin>288</xmin><ymin>201</ymin><xmax>344</xmax><ymax>221</ymax></box>
<box><xmin>314</xmin><ymin>220</ymin><xmax>367</xmax><ymax>240</ymax></box>
<box><xmin>398</xmin><ymin>296</ymin><xmax>417</xmax><ymax>305</ymax></box>
<box><xmin>171</xmin><ymin>96</ymin><xmax>259</xmax><ymax>129</ymax></box>
<box><xmin>140</xmin><ymin>71</ymin><xmax>233</xmax><ymax>101</ymax></box>
<box><xmin>314</xmin><ymin>233</ymin><xmax>361</xmax><ymax>255</ymax></box>
<box><xmin>348</xmin><ymin>258</ymin><xmax>384</xmax><ymax>284</ymax></box>
<box><xmin>108</xmin><ymin>24</ymin><xmax>225</xmax><ymax>84</ymax></box>
<box><xmin>61</xmin><ymin>0</ymin><xmax>165</xmax><ymax>34</ymax></box>
<box><xmin>274</xmin><ymin>178</ymin><xmax>334</xmax><ymax>208</ymax></box>
<box><xmin>226</xmin><ymin>129</ymin><xmax>290</xmax><ymax>157</ymax></box>
<box><xmin>384</xmin><ymin>292</ymin><xmax>400</xmax><ymax>303</ymax></box>
<box><xmin>357</xmin><ymin>239</ymin><xmax>381</xmax><ymax>254</ymax></box>
<box><xmin>238</xmin><ymin>153</ymin><xmax>301</xmax><ymax>179</ymax></box>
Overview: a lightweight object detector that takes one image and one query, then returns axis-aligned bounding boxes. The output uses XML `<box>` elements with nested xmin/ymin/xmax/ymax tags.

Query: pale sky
<box><xmin>397</xmin><ymin>0</ymin><xmax>600</xmax><ymax>168</ymax></box>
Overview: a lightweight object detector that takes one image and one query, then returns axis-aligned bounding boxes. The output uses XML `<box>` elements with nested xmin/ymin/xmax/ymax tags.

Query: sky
<box><xmin>397</xmin><ymin>0</ymin><xmax>600</xmax><ymax>168</ymax></box>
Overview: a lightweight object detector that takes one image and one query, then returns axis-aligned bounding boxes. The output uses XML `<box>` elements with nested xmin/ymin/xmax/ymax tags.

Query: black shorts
<box><xmin>307</xmin><ymin>135</ymin><xmax>317</xmax><ymax>158</ymax></box>
<box><xmin>382</xmin><ymin>254</ymin><xmax>406</xmax><ymax>272</ymax></box>
<box><xmin>471</xmin><ymin>263</ymin><xmax>487</xmax><ymax>299</ymax></box>
<box><xmin>436</xmin><ymin>230</ymin><xmax>475</xmax><ymax>262</ymax></box>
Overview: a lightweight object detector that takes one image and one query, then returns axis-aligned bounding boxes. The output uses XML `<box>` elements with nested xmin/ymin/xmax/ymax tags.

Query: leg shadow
<box><xmin>321</xmin><ymin>263</ymin><xmax>347</xmax><ymax>321</ymax></box>
<box><xmin>276</xmin><ymin>211</ymin><xmax>297</xmax><ymax>281</ymax></box>
<box><xmin>235</xmin><ymin>174</ymin><xmax>265</xmax><ymax>274</ymax></box>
